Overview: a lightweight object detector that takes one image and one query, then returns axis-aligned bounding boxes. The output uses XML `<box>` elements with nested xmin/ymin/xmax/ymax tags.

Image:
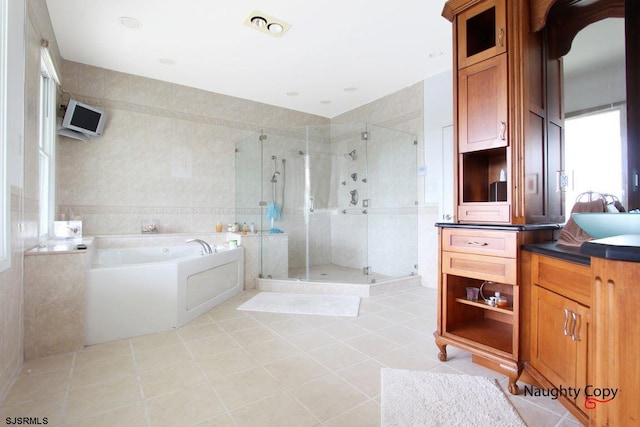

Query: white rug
<box><xmin>237</xmin><ymin>292</ymin><xmax>360</xmax><ymax>317</ymax></box>
<box><xmin>381</xmin><ymin>369</ymin><xmax>527</xmax><ymax>427</ymax></box>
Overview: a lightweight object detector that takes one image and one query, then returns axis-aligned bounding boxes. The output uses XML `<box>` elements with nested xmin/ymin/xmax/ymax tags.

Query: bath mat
<box><xmin>381</xmin><ymin>369</ymin><xmax>526</xmax><ymax>427</ymax></box>
<box><xmin>237</xmin><ymin>292</ymin><xmax>360</xmax><ymax>317</ymax></box>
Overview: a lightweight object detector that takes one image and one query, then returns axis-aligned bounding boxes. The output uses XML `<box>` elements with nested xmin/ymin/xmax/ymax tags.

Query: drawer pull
<box><xmin>467</xmin><ymin>241</ymin><xmax>489</xmax><ymax>247</ymax></box>
<box><xmin>500</xmin><ymin>121</ymin><xmax>506</xmax><ymax>140</ymax></box>
<box><xmin>570</xmin><ymin>311</ymin><xmax>581</xmax><ymax>341</ymax></box>
<box><xmin>563</xmin><ymin>309</ymin><xmax>570</xmax><ymax>336</ymax></box>
<box><xmin>497</xmin><ymin>28</ymin><xmax>504</xmax><ymax>47</ymax></box>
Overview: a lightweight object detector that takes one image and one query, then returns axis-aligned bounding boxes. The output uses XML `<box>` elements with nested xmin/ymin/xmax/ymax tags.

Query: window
<box><xmin>38</xmin><ymin>46</ymin><xmax>59</xmax><ymax>241</ymax></box>
<box><xmin>564</xmin><ymin>107</ymin><xmax>625</xmax><ymax>214</ymax></box>
<box><xmin>0</xmin><ymin>0</ymin><xmax>9</xmax><ymax>271</ymax></box>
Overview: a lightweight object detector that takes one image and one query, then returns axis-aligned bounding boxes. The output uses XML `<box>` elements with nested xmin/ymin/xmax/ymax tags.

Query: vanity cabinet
<box><xmin>436</xmin><ymin>226</ymin><xmax>554</xmax><ymax>394</ymax></box>
<box><xmin>526</xmin><ymin>253</ymin><xmax>591</xmax><ymax>424</ymax></box>
<box><xmin>456</xmin><ymin>0</ymin><xmax>506</xmax><ymax>69</ymax></box>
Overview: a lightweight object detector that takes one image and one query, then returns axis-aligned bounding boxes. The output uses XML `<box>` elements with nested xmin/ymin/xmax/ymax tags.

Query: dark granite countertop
<box><xmin>580</xmin><ymin>235</ymin><xmax>640</xmax><ymax>263</ymax></box>
<box><xmin>434</xmin><ymin>222</ymin><xmax>562</xmax><ymax>231</ymax></box>
<box><xmin>522</xmin><ymin>241</ymin><xmax>590</xmax><ymax>265</ymax></box>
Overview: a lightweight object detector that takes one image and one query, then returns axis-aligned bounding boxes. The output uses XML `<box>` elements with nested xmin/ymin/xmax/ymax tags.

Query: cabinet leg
<box><xmin>507</xmin><ymin>367</ymin><xmax>523</xmax><ymax>395</ymax></box>
<box><xmin>434</xmin><ymin>335</ymin><xmax>448</xmax><ymax>362</ymax></box>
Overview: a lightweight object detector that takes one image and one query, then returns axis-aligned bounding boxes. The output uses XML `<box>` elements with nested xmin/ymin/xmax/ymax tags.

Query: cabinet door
<box><xmin>457</xmin><ymin>0</ymin><xmax>506</xmax><ymax>69</ymax></box>
<box><xmin>530</xmin><ymin>286</ymin><xmax>579</xmax><ymax>388</ymax></box>
<box><xmin>458</xmin><ymin>54</ymin><xmax>508</xmax><ymax>153</ymax></box>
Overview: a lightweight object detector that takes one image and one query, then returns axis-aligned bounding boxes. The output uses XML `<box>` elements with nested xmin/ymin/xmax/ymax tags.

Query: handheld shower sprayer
<box><xmin>344</xmin><ymin>149</ymin><xmax>357</xmax><ymax>160</ymax></box>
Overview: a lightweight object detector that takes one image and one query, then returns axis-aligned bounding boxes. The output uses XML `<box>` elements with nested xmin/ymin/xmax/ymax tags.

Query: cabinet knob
<box><xmin>500</xmin><ymin>121</ymin><xmax>506</xmax><ymax>140</ymax></box>
<box><xmin>563</xmin><ymin>308</ymin><xmax>571</xmax><ymax>336</ymax></box>
<box><xmin>570</xmin><ymin>311</ymin><xmax>581</xmax><ymax>341</ymax></box>
<box><xmin>467</xmin><ymin>240</ymin><xmax>488</xmax><ymax>246</ymax></box>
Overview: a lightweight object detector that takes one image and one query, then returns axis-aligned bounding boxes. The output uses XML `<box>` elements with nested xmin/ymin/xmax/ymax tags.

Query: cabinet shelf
<box><xmin>447</xmin><ymin>318</ymin><xmax>513</xmax><ymax>354</ymax></box>
<box><xmin>454</xmin><ymin>297</ymin><xmax>513</xmax><ymax>315</ymax></box>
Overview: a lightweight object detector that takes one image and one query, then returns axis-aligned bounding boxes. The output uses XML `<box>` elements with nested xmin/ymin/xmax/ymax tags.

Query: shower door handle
<box><xmin>309</xmin><ymin>197</ymin><xmax>314</xmax><ymax>212</ymax></box>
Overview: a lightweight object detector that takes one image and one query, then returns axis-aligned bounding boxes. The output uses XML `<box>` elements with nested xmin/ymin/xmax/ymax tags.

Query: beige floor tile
<box><xmin>207</xmin><ymin>307</ymin><xmax>248</xmax><ymax>323</ymax></box>
<box><xmin>350</xmin><ymin>314</ymin><xmax>392</xmax><ymax>331</ymax></box>
<box><xmin>244</xmin><ymin>337</ymin><xmax>301</xmax><ymax>365</ymax></box>
<box><xmin>197</xmin><ymin>348</ymin><xmax>258</xmax><ymax>381</ymax></box>
<box><xmin>3</xmin><ymin>369</ymin><xmax>69</xmax><ymax>406</ymax></box>
<box><xmin>309</xmin><ymin>342</ymin><xmax>369</xmax><ymax>371</ymax></box>
<box><xmin>358</xmin><ymin>300</ymin><xmax>389</xmax><ymax>315</ymax></box>
<box><xmin>211</xmin><ymin>367</ymin><xmax>282</xmax><ymax>410</ymax></box>
<box><xmin>286</xmin><ymin>330</ymin><xmax>338</xmax><ymax>352</ymax></box>
<box><xmin>320</xmin><ymin>322</ymin><xmax>368</xmax><ymax>341</ymax></box>
<box><xmin>264</xmin><ymin>318</ymin><xmax>317</xmax><ymax>336</ymax></box>
<box><xmin>146</xmin><ymin>383</ymin><xmax>225</xmax><ymax>427</ymax></box>
<box><xmin>177</xmin><ymin>322</ymin><xmax>224</xmax><ymax>341</ymax></box>
<box><xmin>373</xmin><ymin>308</ymin><xmax>416</xmax><ymax>323</ymax></box>
<box><xmin>242</xmin><ymin>311</ymin><xmax>290</xmax><ymax>325</ymax></box>
<box><xmin>230</xmin><ymin>391</ymin><xmax>317</xmax><ymax>427</ymax></box>
<box><xmin>335</xmin><ymin>359</ymin><xmax>385</xmax><ymax>398</ymax></box>
<box><xmin>64</xmin><ymin>376</ymin><xmax>141</xmax><ymax>423</ymax></box>
<box><xmin>192</xmin><ymin>413</ymin><xmax>236</xmax><ymax>426</ymax></box>
<box><xmin>264</xmin><ymin>354</ymin><xmax>330</xmax><ymax>388</ymax></box>
<box><xmin>21</xmin><ymin>352</ymin><xmax>74</xmax><ymax>376</ymax></box>
<box><xmin>185</xmin><ymin>334</ymin><xmax>240</xmax><ymax>359</ymax></box>
<box><xmin>131</xmin><ymin>330</ymin><xmax>182</xmax><ymax>352</ymax></box>
<box><xmin>216</xmin><ymin>316</ymin><xmax>260</xmax><ymax>333</ymax></box>
<box><xmin>374</xmin><ymin>324</ymin><xmax>427</xmax><ymax>345</ymax></box>
<box><xmin>75</xmin><ymin>340</ymin><xmax>132</xmax><ymax>364</ymax></box>
<box><xmin>139</xmin><ymin>359</ymin><xmax>206</xmax><ymax>398</ymax></box>
<box><xmin>343</xmin><ymin>333</ymin><xmax>400</xmax><ymax>358</ymax></box>
<box><xmin>71</xmin><ymin>354</ymin><xmax>136</xmax><ymax>389</ymax></box>
<box><xmin>374</xmin><ymin>346</ymin><xmax>441</xmax><ymax>371</ymax></box>
<box><xmin>290</xmin><ymin>373</ymin><xmax>368</xmax><ymax>422</ymax></box>
<box><xmin>323</xmin><ymin>400</ymin><xmax>381</xmax><ymax>427</ymax></box>
<box><xmin>0</xmin><ymin>394</ymin><xmax>64</xmax><ymax>426</ymax></box>
<box><xmin>510</xmin><ymin>397</ymin><xmax>564</xmax><ymax>427</ymax></box>
<box><xmin>134</xmin><ymin>342</ymin><xmax>192</xmax><ymax>371</ymax></box>
<box><xmin>226</xmin><ymin>325</ymin><xmax>279</xmax><ymax>347</ymax></box>
<box><xmin>62</xmin><ymin>402</ymin><xmax>146</xmax><ymax>427</ymax></box>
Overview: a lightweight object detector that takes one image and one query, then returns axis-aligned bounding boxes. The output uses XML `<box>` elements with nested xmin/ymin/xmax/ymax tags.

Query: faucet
<box><xmin>186</xmin><ymin>239</ymin><xmax>213</xmax><ymax>254</ymax></box>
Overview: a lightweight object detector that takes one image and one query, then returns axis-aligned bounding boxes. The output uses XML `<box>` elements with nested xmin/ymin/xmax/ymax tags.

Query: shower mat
<box><xmin>237</xmin><ymin>292</ymin><xmax>360</xmax><ymax>317</ymax></box>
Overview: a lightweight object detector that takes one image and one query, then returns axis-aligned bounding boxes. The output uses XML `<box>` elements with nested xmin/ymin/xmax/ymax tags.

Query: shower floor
<box><xmin>258</xmin><ymin>264</ymin><xmax>422</xmax><ymax>297</ymax></box>
<box><xmin>288</xmin><ymin>263</ymin><xmax>391</xmax><ymax>284</ymax></box>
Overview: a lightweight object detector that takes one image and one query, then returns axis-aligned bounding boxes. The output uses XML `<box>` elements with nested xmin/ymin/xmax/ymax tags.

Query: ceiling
<box><xmin>45</xmin><ymin>0</ymin><xmax>453</xmax><ymax>118</ymax></box>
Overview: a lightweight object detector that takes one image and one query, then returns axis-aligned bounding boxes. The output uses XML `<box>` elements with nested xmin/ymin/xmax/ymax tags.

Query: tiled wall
<box><xmin>56</xmin><ymin>62</ymin><xmax>329</xmax><ymax>236</ymax></box>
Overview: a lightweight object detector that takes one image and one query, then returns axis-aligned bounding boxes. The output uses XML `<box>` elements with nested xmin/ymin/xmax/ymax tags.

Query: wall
<box><xmin>57</xmin><ymin>62</ymin><xmax>329</xmax><ymax>236</ymax></box>
<box><xmin>0</xmin><ymin>0</ymin><xmax>62</xmax><ymax>402</ymax></box>
<box><xmin>564</xmin><ymin>61</ymin><xmax>626</xmax><ymax>114</ymax></box>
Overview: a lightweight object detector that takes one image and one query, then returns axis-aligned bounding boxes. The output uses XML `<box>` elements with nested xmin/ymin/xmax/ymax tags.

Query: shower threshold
<box><xmin>257</xmin><ymin>264</ymin><xmax>421</xmax><ymax>297</ymax></box>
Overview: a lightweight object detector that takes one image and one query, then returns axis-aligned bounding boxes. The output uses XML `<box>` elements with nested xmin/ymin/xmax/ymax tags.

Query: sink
<box><xmin>571</xmin><ymin>213</ymin><xmax>640</xmax><ymax>239</ymax></box>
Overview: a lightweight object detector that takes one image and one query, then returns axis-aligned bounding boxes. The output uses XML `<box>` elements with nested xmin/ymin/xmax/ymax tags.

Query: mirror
<box><xmin>562</xmin><ymin>18</ymin><xmax>627</xmax><ymax>213</ymax></box>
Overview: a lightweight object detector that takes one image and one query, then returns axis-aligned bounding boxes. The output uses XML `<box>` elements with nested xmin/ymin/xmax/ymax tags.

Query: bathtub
<box><xmin>85</xmin><ymin>245</ymin><xmax>244</xmax><ymax>345</ymax></box>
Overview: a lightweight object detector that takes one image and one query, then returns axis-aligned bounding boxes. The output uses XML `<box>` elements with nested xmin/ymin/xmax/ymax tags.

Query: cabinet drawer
<box><xmin>458</xmin><ymin>203</ymin><xmax>510</xmax><ymax>223</ymax></box>
<box><xmin>533</xmin><ymin>254</ymin><xmax>591</xmax><ymax>307</ymax></box>
<box><xmin>442</xmin><ymin>228</ymin><xmax>517</xmax><ymax>258</ymax></box>
<box><xmin>442</xmin><ymin>252</ymin><xmax>517</xmax><ymax>284</ymax></box>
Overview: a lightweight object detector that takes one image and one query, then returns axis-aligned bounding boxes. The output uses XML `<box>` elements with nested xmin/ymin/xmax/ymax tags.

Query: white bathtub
<box><xmin>85</xmin><ymin>245</ymin><xmax>244</xmax><ymax>345</ymax></box>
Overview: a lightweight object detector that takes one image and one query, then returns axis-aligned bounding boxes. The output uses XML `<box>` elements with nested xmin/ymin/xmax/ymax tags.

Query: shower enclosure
<box><xmin>235</xmin><ymin>124</ymin><xmax>418</xmax><ymax>286</ymax></box>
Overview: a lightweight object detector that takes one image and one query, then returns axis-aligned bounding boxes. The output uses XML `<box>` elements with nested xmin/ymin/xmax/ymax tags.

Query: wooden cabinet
<box><xmin>443</xmin><ymin>0</ymin><xmax>565</xmax><ymax>224</ymax></box>
<box><xmin>456</xmin><ymin>0</ymin><xmax>506</xmax><ymax>68</ymax></box>
<box><xmin>458</xmin><ymin>54</ymin><xmax>508</xmax><ymax>153</ymax></box>
<box><xmin>436</xmin><ymin>226</ymin><xmax>554</xmax><ymax>394</ymax></box>
<box><xmin>590</xmin><ymin>256</ymin><xmax>640</xmax><ymax>426</ymax></box>
<box><xmin>525</xmin><ymin>252</ymin><xmax>591</xmax><ymax>425</ymax></box>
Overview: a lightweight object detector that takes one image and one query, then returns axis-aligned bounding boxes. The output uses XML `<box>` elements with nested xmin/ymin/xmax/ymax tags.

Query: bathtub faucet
<box><xmin>186</xmin><ymin>239</ymin><xmax>213</xmax><ymax>254</ymax></box>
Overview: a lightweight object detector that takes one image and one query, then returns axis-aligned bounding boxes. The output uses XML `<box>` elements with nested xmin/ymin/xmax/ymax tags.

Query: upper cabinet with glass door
<box><xmin>457</xmin><ymin>0</ymin><xmax>506</xmax><ymax>69</ymax></box>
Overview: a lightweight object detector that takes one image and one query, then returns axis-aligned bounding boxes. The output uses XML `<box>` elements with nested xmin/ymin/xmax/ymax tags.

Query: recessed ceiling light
<box><xmin>344</xmin><ymin>87</ymin><xmax>358</xmax><ymax>92</ymax></box>
<box><xmin>320</xmin><ymin>100</ymin><xmax>331</xmax><ymax>104</ymax></box>
<box><xmin>428</xmin><ymin>51</ymin><xmax>444</xmax><ymax>58</ymax></box>
<box><xmin>159</xmin><ymin>58</ymin><xmax>176</xmax><ymax>66</ymax></box>
<box><xmin>286</xmin><ymin>91</ymin><xmax>299</xmax><ymax>96</ymax></box>
<box><xmin>119</xmin><ymin>16</ymin><xmax>142</xmax><ymax>30</ymax></box>
<box><xmin>267</xmin><ymin>23</ymin><xmax>283</xmax><ymax>34</ymax></box>
<box><xmin>250</xmin><ymin>16</ymin><xmax>267</xmax><ymax>28</ymax></box>
<box><xmin>244</xmin><ymin>11</ymin><xmax>290</xmax><ymax>37</ymax></box>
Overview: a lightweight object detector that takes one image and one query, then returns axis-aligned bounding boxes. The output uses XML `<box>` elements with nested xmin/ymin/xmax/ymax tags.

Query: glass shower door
<box><xmin>365</xmin><ymin>124</ymin><xmax>418</xmax><ymax>282</ymax></box>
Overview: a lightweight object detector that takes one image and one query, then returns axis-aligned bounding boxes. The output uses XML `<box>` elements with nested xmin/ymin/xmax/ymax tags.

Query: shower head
<box><xmin>344</xmin><ymin>149</ymin><xmax>357</xmax><ymax>160</ymax></box>
<box><xmin>271</xmin><ymin>171</ymin><xmax>280</xmax><ymax>183</ymax></box>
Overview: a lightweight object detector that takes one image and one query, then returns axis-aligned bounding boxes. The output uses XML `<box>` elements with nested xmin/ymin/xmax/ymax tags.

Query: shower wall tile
<box><xmin>57</xmin><ymin>61</ymin><xmax>328</xmax><ymax>236</ymax></box>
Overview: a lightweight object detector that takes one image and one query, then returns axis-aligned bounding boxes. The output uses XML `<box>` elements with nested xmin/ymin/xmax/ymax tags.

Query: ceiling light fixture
<box><xmin>119</xmin><ymin>16</ymin><xmax>142</xmax><ymax>30</ymax></box>
<box><xmin>286</xmin><ymin>91</ymin><xmax>299</xmax><ymax>96</ymax></box>
<box><xmin>159</xmin><ymin>58</ymin><xmax>176</xmax><ymax>66</ymax></box>
<box><xmin>244</xmin><ymin>11</ymin><xmax>290</xmax><ymax>37</ymax></box>
<box><xmin>344</xmin><ymin>87</ymin><xmax>358</xmax><ymax>92</ymax></box>
<box><xmin>320</xmin><ymin>100</ymin><xmax>331</xmax><ymax>104</ymax></box>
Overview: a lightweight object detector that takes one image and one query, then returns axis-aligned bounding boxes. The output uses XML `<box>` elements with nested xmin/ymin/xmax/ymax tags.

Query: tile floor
<box><xmin>1</xmin><ymin>287</ymin><xmax>583</xmax><ymax>426</ymax></box>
